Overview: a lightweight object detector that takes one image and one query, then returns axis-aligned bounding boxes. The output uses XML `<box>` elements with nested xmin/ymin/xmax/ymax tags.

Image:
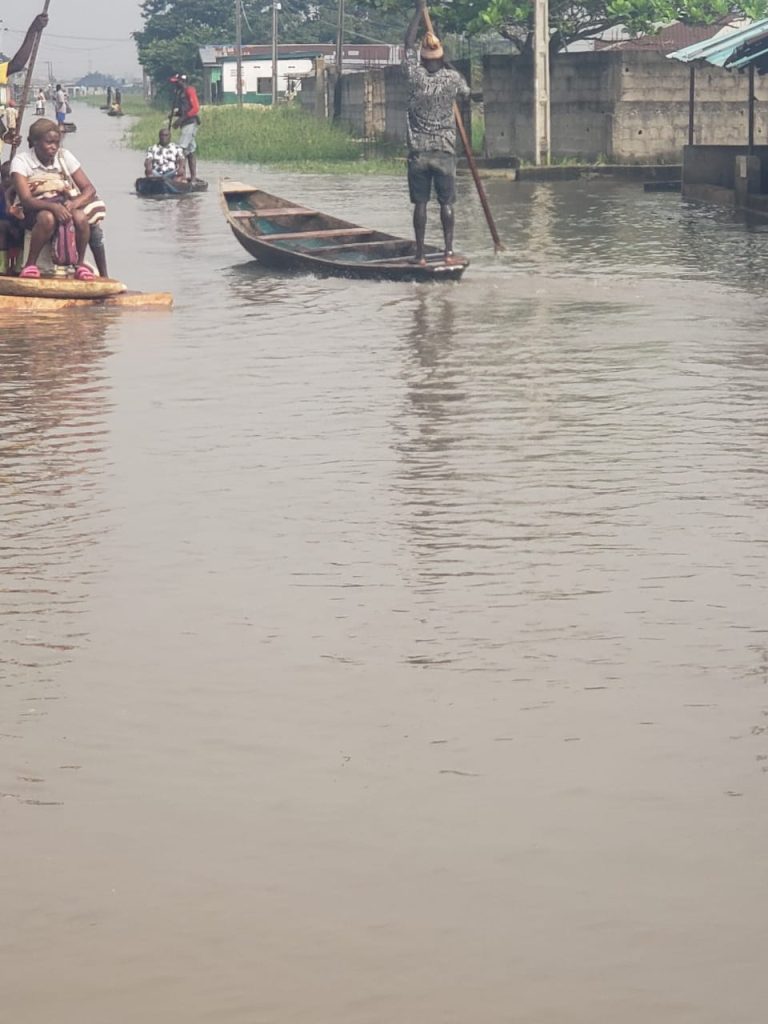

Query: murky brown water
<box><xmin>2</xmin><ymin>105</ymin><xmax>767</xmax><ymax>1024</ymax></box>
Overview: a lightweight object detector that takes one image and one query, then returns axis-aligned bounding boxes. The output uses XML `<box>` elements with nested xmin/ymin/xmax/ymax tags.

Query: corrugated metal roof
<box><xmin>595</xmin><ymin>22</ymin><xmax>722</xmax><ymax>53</ymax></box>
<box><xmin>667</xmin><ymin>17</ymin><xmax>768</xmax><ymax>67</ymax></box>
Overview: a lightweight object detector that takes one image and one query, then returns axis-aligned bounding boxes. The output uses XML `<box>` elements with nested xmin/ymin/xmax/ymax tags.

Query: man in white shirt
<box><xmin>144</xmin><ymin>127</ymin><xmax>185</xmax><ymax>181</ymax></box>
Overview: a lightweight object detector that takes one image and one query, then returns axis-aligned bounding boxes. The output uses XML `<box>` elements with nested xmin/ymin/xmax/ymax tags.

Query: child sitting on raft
<box><xmin>0</xmin><ymin>161</ymin><xmax>24</xmax><ymax>274</ymax></box>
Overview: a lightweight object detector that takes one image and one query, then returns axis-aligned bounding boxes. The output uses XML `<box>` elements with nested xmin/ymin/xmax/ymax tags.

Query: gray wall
<box><xmin>484</xmin><ymin>51</ymin><xmax>768</xmax><ymax>163</ymax></box>
<box><xmin>298</xmin><ymin>61</ymin><xmax>471</xmax><ymax>147</ymax></box>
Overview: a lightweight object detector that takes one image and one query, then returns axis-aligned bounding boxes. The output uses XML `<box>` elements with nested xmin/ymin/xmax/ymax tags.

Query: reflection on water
<box><xmin>2</xmin><ymin>106</ymin><xmax>768</xmax><ymax>1024</ymax></box>
<box><xmin>0</xmin><ymin>315</ymin><xmax>112</xmax><ymax>689</ymax></box>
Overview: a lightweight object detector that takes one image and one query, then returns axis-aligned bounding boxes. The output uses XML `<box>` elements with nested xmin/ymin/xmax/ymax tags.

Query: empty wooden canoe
<box><xmin>221</xmin><ymin>180</ymin><xmax>469</xmax><ymax>282</ymax></box>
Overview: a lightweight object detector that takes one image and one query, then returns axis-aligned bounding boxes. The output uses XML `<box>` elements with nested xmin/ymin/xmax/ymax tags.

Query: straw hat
<box><xmin>420</xmin><ymin>32</ymin><xmax>444</xmax><ymax>60</ymax></box>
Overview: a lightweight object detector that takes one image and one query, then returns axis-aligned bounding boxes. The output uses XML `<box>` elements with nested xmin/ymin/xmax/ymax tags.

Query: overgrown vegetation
<box><xmin>135</xmin><ymin>0</ymin><xmax>404</xmax><ymax>96</ymax></box>
<box><xmin>79</xmin><ymin>93</ymin><xmax>149</xmax><ymax>115</ymax></box>
<box><xmin>126</xmin><ymin>102</ymin><xmax>402</xmax><ymax>174</ymax></box>
<box><xmin>135</xmin><ymin>0</ymin><xmax>768</xmax><ymax>86</ymax></box>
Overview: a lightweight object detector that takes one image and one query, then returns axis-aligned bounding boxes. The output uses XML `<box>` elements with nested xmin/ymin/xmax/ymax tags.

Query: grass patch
<box><xmin>127</xmin><ymin>103</ymin><xmax>400</xmax><ymax>174</ymax></box>
<box><xmin>77</xmin><ymin>93</ymin><xmax>150</xmax><ymax>116</ymax></box>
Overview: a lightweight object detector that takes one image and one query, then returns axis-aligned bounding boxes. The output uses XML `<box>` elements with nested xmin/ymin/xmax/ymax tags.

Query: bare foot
<box><xmin>410</xmin><ymin>255</ymin><xmax>427</xmax><ymax>267</ymax></box>
<box><xmin>443</xmin><ymin>251</ymin><xmax>460</xmax><ymax>266</ymax></box>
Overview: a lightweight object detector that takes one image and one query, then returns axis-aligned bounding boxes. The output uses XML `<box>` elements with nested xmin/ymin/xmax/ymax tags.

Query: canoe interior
<box><xmin>222</xmin><ymin>184</ymin><xmax>467</xmax><ymax>273</ymax></box>
<box><xmin>136</xmin><ymin>177</ymin><xmax>209</xmax><ymax>197</ymax></box>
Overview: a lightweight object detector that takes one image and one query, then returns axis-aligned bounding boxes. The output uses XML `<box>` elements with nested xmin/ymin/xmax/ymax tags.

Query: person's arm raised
<box><xmin>405</xmin><ymin>0</ymin><xmax>425</xmax><ymax>52</ymax></box>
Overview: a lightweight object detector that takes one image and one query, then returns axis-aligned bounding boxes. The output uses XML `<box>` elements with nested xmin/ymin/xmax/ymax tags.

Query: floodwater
<box><xmin>2</xmin><ymin>105</ymin><xmax>767</xmax><ymax>1024</ymax></box>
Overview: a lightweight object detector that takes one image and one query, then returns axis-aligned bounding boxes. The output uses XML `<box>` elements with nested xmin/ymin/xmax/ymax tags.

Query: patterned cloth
<box><xmin>10</xmin><ymin>148</ymin><xmax>81</xmax><ymax>196</ymax></box>
<box><xmin>402</xmin><ymin>47</ymin><xmax>470</xmax><ymax>156</ymax></box>
<box><xmin>145</xmin><ymin>142</ymin><xmax>184</xmax><ymax>177</ymax></box>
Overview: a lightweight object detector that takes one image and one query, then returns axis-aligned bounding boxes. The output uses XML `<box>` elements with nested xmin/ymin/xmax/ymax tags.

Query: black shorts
<box><xmin>407</xmin><ymin>150</ymin><xmax>457</xmax><ymax>204</ymax></box>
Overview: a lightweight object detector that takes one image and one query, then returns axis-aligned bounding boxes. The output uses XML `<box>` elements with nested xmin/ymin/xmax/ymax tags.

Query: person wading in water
<box><xmin>402</xmin><ymin>0</ymin><xmax>470</xmax><ymax>266</ymax></box>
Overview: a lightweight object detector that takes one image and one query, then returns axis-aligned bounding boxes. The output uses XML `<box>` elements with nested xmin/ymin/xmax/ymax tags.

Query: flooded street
<box><xmin>2</xmin><ymin>105</ymin><xmax>767</xmax><ymax>1023</ymax></box>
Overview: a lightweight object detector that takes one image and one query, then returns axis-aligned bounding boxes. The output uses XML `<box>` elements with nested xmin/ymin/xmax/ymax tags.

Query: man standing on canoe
<box><xmin>170</xmin><ymin>73</ymin><xmax>201</xmax><ymax>182</ymax></box>
<box><xmin>402</xmin><ymin>0</ymin><xmax>470</xmax><ymax>266</ymax></box>
<box><xmin>0</xmin><ymin>12</ymin><xmax>49</xmax><ymax>144</ymax></box>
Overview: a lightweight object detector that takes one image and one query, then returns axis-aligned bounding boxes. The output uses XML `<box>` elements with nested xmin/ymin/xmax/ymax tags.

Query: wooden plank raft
<box><xmin>0</xmin><ymin>290</ymin><xmax>173</xmax><ymax>311</ymax></box>
<box><xmin>0</xmin><ymin>276</ymin><xmax>127</xmax><ymax>300</ymax></box>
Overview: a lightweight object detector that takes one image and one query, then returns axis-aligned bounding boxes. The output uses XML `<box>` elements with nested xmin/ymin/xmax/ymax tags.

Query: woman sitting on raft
<box><xmin>10</xmin><ymin>118</ymin><xmax>97</xmax><ymax>280</ymax></box>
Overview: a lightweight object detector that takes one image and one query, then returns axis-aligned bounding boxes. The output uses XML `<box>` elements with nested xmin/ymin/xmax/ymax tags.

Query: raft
<box><xmin>0</xmin><ymin>290</ymin><xmax>173</xmax><ymax>311</ymax></box>
<box><xmin>0</xmin><ymin>275</ymin><xmax>127</xmax><ymax>300</ymax></box>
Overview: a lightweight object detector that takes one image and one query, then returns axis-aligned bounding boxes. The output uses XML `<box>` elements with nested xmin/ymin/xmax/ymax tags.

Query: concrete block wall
<box><xmin>483</xmin><ymin>51</ymin><xmax>768</xmax><ymax>163</ymax></box>
<box><xmin>297</xmin><ymin>60</ymin><xmax>471</xmax><ymax>148</ymax></box>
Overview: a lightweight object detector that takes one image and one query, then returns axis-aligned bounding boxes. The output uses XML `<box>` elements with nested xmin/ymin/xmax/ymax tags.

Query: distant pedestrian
<box><xmin>55</xmin><ymin>84</ymin><xmax>67</xmax><ymax>126</ymax></box>
<box><xmin>35</xmin><ymin>89</ymin><xmax>46</xmax><ymax>116</ymax></box>
<box><xmin>4</xmin><ymin>100</ymin><xmax>17</xmax><ymax>135</ymax></box>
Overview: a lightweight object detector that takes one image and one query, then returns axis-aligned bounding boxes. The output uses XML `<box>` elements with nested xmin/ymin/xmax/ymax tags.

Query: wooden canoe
<box><xmin>0</xmin><ymin>275</ymin><xmax>127</xmax><ymax>300</ymax></box>
<box><xmin>220</xmin><ymin>180</ymin><xmax>469</xmax><ymax>282</ymax></box>
<box><xmin>136</xmin><ymin>177</ymin><xmax>209</xmax><ymax>197</ymax></box>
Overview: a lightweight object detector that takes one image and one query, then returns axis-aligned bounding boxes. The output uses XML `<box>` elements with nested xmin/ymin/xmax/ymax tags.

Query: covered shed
<box><xmin>669</xmin><ymin>18</ymin><xmax>768</xmax><ymax>213</ymax></box>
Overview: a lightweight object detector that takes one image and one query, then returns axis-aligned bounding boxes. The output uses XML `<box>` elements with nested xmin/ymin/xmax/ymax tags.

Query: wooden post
<box><xmin>533</xmin><ymin>0</ymin><xmax>551</xmax><ymax>165</ymax></box>
<box><xmin>748</xmin><ymin>63</ymin><xmax>755</xmax><ymax>154</ymax></box>
<box><xmin>688</xmin><ymin>65</ymin><xmax>695</xmax><ymax>146</ymax></box>
<box><xmin>272</xmin><ymin>0</ymin><xmax>279</xmax><ymax>105</ymax></box>
<box><xmin>235</xmin><ymin>0</ymin><xmax>243</xmax><ymax>108</ymax></box>
<box><xmin>336</xmin><ymin>0</ymin><xmax>344</xmax><ymax>76</ymax></box>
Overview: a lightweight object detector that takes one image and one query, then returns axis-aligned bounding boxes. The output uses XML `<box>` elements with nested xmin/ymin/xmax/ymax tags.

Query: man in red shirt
<box><xmin>170</xmin><ymin>73</ymin><xmax>201</xmax><ymax>182</ymax></box>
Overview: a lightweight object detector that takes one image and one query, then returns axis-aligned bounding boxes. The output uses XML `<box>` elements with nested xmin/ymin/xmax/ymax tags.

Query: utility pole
<box><xmin>533</xmin><ymin>0</ymin><xmax>551</xmax><ymax>165</ymax></box>
<box><xmin>336</xmin><ymin>0</ymin><xmax>344</xmax><ymax>76</ymax></box>
<box><xmin>235</xmin><ymin>0</ymin><xmax>243</xmax><ymax>107</ymax></box>
<box><xmin>271</xmin><ymin>0</ymin><xmax>280</xmax><ymax>105</ymax></box>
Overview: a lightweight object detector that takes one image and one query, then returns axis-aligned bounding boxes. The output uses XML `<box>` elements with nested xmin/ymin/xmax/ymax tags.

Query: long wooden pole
<box><xmin>421</xmin><ymin>6</ymin><xmax>504</xmax><ymax>252</ymax></box>
<box><xmin>11</xmin><ymin>0</ymin><xmax>52</xmax><ymax>159</ymax></box>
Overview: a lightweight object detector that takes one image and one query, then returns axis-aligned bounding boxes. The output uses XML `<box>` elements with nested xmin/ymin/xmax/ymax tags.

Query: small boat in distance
<box><xmin>220</xmin><ymin>180</ymin><xmax>469</xmax><ymax>282</ymax></box>
<box><xmin>136</xmin><ymin>177</ymin><xmax>209</xmax><ymax>198</ymax></box>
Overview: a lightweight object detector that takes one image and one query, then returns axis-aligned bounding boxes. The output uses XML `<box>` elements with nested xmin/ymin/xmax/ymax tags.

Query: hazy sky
<box><xmin>2</xmin><ymin>0</ymin><xmax>144</xmax><ymax>80</ymax></box>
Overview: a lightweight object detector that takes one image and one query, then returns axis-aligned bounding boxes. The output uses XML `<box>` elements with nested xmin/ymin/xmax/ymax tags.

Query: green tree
<box><xmin>372</xmin><ymin>0</ymin><xmax>768</xmax><ymax>53</ymax></box>
<box><xmin>134</xmin><ymin>0</ymin><xmax>407</xmax><ymax>91</ymax></box>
